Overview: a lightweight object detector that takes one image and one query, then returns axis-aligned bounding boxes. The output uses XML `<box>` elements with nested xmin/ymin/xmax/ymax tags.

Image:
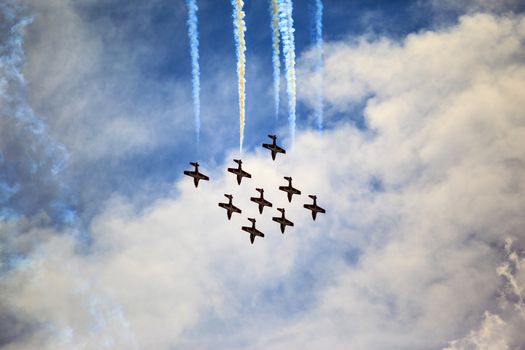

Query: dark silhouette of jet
<box><xmin>262</xmin><ymin>134</ymin><xmax>286</xmax><ymax>160</ymax></box>
<box><xmin>303</xmin><ymin>195</ymin><xmax>326</xmax><ymax>221</ymax></box>
<box><xmin>241</xmin><ymin>218</ymin><xmax>265</xmax><ymax>244</ymax></box>
<box><xmin>227</xmin><ymin>159</ymin><xmax>252</xmax><ymax>185</ymax></box>
<box><xmin>279</xmin><ymin>176</ymin><xmax>301</xmax><ymax>202</ymax></box>
<box><xmin>183</xmin><ymin>162</ymin><xmax>210</xmax><ymax>188</ymax></box>
<box><xmin>272</xmin><ymin>208</ymin><xmax>294</xmax><ymax>234</ymax></box>
<box><xmin>250</xmin><ymin>188</ymin><xmax>273</xmax><ymax>214</ymax></box>
<box><xmin>218</xmin><ymin>194</ymin><xmax>242</xmax><ymax>220</ymax></box>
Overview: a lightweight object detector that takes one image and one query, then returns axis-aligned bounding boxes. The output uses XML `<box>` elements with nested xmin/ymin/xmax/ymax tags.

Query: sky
<box><xmin>1</xmin><ymin>0</ymin><xmax>525</xmax><ymax>349</ymax></box>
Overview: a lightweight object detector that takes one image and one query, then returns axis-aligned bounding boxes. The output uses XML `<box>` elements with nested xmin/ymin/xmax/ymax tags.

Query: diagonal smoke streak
<box><xmin>186</xmin><ymin>0</ymin><xmax>201</xmax><ymax>144</ymax></box>
<box><xmin>277</xmin><ymin>0</ymin><xmax>297</xmax><ymax>145</ymax></box>
<box><xmin>270</xmin><ymin>0</ymin><xmax>281</xmax><ymax>121</ymax></box>
<box><xmin>232</xmin><ymin>0</ymin><xmax>247</xmax><ymax>153</ymax></box>
<box><xmin>313</xmin><ymin>0</ymin><xmax>324</xmax><ymax>131</ymax></box>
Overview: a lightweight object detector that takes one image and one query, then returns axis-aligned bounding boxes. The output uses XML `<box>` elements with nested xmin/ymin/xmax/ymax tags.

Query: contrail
<box><xmin>186</xmin><ymin>0</ymin><xmax>201</xmax><ymax>144</ymax></box>
<box><xmin>232</xmin><ymin>0</ymin><xmax>247</xmax><ymax>153</ymax></box>
<box><xmin>277</xmin><ymin>0</ymin><xmax>297</xmax><ymax>144</ymax></box>
<box><xmin>313</xmin><ymin>0</ymin><xmax>324</xmax><ymax>131</ymax></box>
<box><xmin>270</xmin><ymin>0</ymin><xmax>281</xmax><ymax>121</ymax></box>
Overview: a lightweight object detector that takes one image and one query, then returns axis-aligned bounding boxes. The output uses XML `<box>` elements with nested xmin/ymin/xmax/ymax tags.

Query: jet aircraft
<box><xmin>250</xmin><ymin>188</ymin><xmax>273</xmax><ymax>214</ymax></box>
<box><xmin>227</xmin><ymin>159</ymin><xmax>252</xmax><ymax>185</ymax></box>
<box><xmin>218</xmin><ymin>194</ymin><xmax>242</xmax><ymax>220</ymax></box>
<box><xmin>303</xmin><ymin>195</ymin><xmax>326</xmax><ymax>221</ymax></box>
<box><xmin>278</xmin><ymin>176</ymin><xmax>301</xmax><ymax>202</ymax></box>
<box><xmin>262</xmin><ymin>134</ymin><xmax>286</xmax><ymax>160</ymax></box>
<box><xmin>241</xmin><ymin>218</ymin><xmax>265</xmax><ymax>244</ymax></box>
<box><xmin>183</xmin><ymin>162</ymin><xmax>210</xmax><ymax>188</ymax></box>
<box><xmin>272</xmin><ymin>208</ymin><xmax>294</xmax><ymax>234</ymax></box>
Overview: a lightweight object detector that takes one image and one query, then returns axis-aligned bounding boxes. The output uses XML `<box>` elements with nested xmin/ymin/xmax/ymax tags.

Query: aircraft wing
<box><xmin>250</xmin><ymin>230</ymin><xmax>265</xmax><ymax>243</ymax></box>
<box><xmin>275</xmin><ymin>145</ymin><xmax>285</xmax><ymax>153</ymax></box>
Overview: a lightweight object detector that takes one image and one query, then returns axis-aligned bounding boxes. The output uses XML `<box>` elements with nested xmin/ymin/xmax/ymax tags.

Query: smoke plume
<box><xmin>270</xmin><ymin>0</ymin><xmax>281</xmax><ymax>121</ymax></box>
<box><xmin>186</xmin><ymin>0</ymin><xmax>201</xmax><ymax>144</ymax></box>
<box><xmin>231</xmin><ymin>0</ymin><xmax>247</xmax><ymax>152</ymax></box>
<box><xmin>277</xmin><ymin>0</ymin><xmax>297</xmax><ymax>144</ymax></box>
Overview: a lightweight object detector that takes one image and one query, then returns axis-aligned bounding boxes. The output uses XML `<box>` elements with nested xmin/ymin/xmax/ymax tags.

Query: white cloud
<box><xmin>1</xmin><ymin>8</ymin><xmax>525</xmax><ymax>350</ymax></box>
<box><xmin>444</xmin><ymin>239</ymin><xmax>525</xmax><ymax>349</ymax></box>
<box><xmin>427</xmin><ymin>0</ymin><xmax>525</xmax><ymax>14</ymax></box>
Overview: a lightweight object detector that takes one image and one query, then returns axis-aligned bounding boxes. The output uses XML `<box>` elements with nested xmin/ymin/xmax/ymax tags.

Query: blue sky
<box><xmin>1</xmin><ymin>0</ymin><xmax>525</xmax><ymax>349</ymax></box>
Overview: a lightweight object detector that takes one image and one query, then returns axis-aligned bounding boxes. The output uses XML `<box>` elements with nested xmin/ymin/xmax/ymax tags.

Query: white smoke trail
<box><xmin>277</xmin><ymin>0</ymin><xmax>297</xmax><ymax>144</ymax></box>
<box><xmin>313</xmin><ymin>0</ymin><xmax>324</xmax><ymax>131</ymax></box>
<box><xmin>232</xmin><ymin>0</ymin><xmax>247</xmax><ymax>153</ymax></box>
<box><xmin>186</xmin><ymin>0</ymin><xmax>201</xmax><ymax>144</ymax></box>
<box><xmin>270</xmin><ymin>0</ymin><xmax>281</xmax><ymax>121</ymax></box>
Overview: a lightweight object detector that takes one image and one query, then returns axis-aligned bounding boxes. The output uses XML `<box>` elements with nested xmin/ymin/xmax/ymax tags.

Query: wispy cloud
<box><xmin>0</xmin><ymin>3</ymin><xmax>69</xmax><ymax>221</ymax></box>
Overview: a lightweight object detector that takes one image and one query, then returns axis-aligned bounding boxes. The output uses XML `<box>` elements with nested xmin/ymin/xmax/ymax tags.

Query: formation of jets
<box><xmin>183</xmin><ymin>135</ymin><xmax>326</xmax><ymax>244</ymax></box>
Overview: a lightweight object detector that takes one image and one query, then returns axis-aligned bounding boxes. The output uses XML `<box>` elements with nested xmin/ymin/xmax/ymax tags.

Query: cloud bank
<box><xmin>1</xmin><ymin>4</ymin><xmax>525</xmax><ymax>350</ymax></box>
